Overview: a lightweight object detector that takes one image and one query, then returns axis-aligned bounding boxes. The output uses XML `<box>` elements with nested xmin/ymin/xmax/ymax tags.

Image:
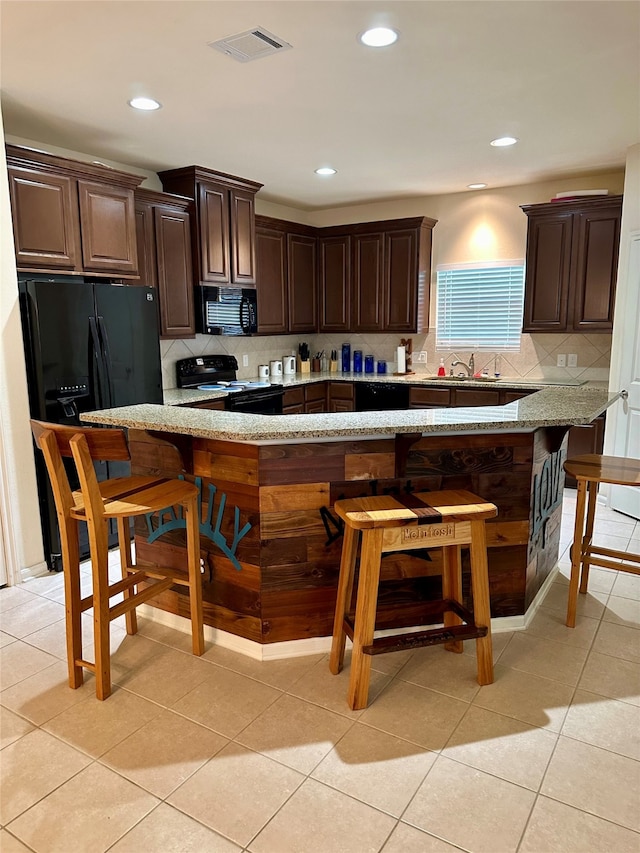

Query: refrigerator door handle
<box><xmin>97</xmin><ymin>316</ymin><xmax>115</xmax><ymax>408</ymax></box>
<box><xmin>89</xmin><ymin>316</ymin><xmax>108</xmax><ymax>409</ymax></box>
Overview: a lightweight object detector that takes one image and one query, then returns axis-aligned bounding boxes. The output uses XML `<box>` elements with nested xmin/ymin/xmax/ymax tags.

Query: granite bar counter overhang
<box><xmin>83</xmin><ymin>386</ymin><xmax>617</xmax><ymax>444</ymax></box>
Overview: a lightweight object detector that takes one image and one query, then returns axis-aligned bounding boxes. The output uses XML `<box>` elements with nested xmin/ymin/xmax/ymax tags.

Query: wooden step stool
<box><xmin>329</xmin><ymin>489</ymin><xmax>497</xmax><ymax>710</ymax></box>
<box><xmin>565</xmin><ymin>454</ymin><xmax>640</xmax><ymax>628</ymax></box>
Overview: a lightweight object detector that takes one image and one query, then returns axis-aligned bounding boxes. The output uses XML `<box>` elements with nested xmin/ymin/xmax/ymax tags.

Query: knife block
<box><xmin>297</xmin><ymin>356</ymin><xmax>311</xmax><ymax>374</ymax></box>
<box><xmin>330</xmin><ymin>360</ymin><xmax>339</xmax><ymax>373</ymax></box>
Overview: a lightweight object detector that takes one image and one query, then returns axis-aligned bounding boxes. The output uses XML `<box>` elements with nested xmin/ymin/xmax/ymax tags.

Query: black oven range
<box><xmin>176</xmin><ymin>355</ymin><xmax>284</xmax><ymax>415</ymax></box>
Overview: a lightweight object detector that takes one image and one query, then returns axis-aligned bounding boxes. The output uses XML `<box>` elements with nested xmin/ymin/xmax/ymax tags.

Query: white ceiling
<box><xmin>1</xmin><ymin>1</ymin><xmax>638</xmax><ymax>209</ymax></box>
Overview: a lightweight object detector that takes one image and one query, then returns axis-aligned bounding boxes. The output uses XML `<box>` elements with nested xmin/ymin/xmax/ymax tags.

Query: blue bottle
<box><xmin>341</xmin><ymin>343</ymin><xmax>351</xmax><ymax>373</ymax></box>
<box><xmin>353</xmin><ymin>350</ymin><xmax>363</xmax><ymax>373</ymax></box>
<box><xmin>364</xmin><ymin>355</ymin><xmax>374</xmax><ymax>373</ymax></box>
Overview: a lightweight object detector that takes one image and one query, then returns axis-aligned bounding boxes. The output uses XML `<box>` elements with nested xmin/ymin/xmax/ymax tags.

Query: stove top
<box><xmin>197</xmin><ymin>381</ymin><xmax>272</xmax><ymax>391</ymax></box>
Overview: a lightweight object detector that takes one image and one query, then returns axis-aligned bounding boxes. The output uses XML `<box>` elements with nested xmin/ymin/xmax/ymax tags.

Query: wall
<box><xmin>0</xmin><ymin>120</ymin><xmax>47</xmax><ymax>580</ymax></box>
<box><xmin>605</xmin><ymin>143</ymin><xmax>640</xmax><ymax>456</ymax></box>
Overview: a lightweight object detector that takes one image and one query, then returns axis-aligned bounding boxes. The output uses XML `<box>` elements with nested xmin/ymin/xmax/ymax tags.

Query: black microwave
<box><xmin>197</xmin><ymin>286</ymin><xmax>258</xmax><ymax>336</ymax></box>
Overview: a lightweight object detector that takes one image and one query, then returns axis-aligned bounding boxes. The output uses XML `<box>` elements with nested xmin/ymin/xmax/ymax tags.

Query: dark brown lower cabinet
<box><xmin>328</xmin><ymin>382</ymin><xmax>355</xmax><ymax>412</ymax></box>
<box><xmin>304</xmin><ymin>382</ymin><xmax>326</xmax><ymax>413</ymax></box>
<box><xmin>282</xmin><ymin>387</ymin><xmax>305</xmax><ymax>414</ymax></box>
<box><xmin>409</xmin><ymin>386</ymin><xmax>451</xmax><ymax>408</ymax></box>
<box><xmin>564</xmin><ymin>416</ymin><xmax>605</xmax><ymax>488</ymax></box>
<box><xmin>450</xmin><ymin>388</ymin><xmax>501</xmax><ymax>407</ymax></box>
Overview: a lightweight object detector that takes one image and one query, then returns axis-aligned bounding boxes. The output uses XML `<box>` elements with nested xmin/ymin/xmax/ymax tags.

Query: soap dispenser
<box><xmin>437</xmin><ymin>358</ymin><xmax>446</xmax><ymax>377</ymax></box>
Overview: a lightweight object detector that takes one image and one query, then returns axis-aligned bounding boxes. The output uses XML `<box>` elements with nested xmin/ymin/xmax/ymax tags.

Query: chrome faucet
<box><xmin>451</xmin><ymin>353</ymin><xmax>475</xmax><ymax>376</ymax></box>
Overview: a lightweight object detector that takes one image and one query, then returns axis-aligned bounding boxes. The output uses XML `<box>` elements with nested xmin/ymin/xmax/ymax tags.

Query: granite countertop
<box><xmin>162</xmin><ymin>372</ymin><xmax>608</xmax><ymax>407</ymax></box>
<box><xmin>82</xmin><ymin>385</ymin><xmax>620</xmax><ymax>443</ymax></box>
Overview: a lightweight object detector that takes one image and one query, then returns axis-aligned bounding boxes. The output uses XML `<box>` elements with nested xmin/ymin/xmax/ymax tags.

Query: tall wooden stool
<box><xmin>565</xmin><ymin>454</ymin><xmax>640</xmax><ymax>628</ymax></box>
<box><xmin>31</xmin><ymin>420</ymin><xmax>205</xmax><ymax>700</ymax></box>
<box><xmin>329</xmin><ymin>489</ymin><xmax>497</xmax><ymax>710</ymax></box>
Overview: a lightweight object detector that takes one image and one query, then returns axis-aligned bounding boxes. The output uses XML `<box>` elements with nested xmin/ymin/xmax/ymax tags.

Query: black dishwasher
<box><xmin>355</xmin><ymin>382</ymin><xmax>410</xmax><ymax>411</ymax></box>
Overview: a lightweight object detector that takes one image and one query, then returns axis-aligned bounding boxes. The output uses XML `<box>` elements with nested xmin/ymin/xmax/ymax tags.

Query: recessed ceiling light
<box><xmin>315</xmin><ymin>167</ymin><xmax>337</xmax><ymax>176</ymax></box>
<box><xmin>490</xmin><ymin>136</ymin><xmax>518</xmax><ymax>147</ymax></box>
<box><xmin>467</xmin><ymin>183</ymin><xmax>487</xmax><ymax>189</ymax></box>
<box><xmin>128</xmin><ymin>97</ymin><xmax>162</xmax><ymax>111</ymax></box>
<box><xmin>359</xmin><ymin>27</ymin><xmax>399</xmax><ymax>47</ymax></box>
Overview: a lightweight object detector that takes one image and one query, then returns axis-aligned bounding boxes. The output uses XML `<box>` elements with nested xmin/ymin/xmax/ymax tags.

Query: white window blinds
<box><xmin>436</xmin><ymin>262</ymin><xmax>525</xmax><ymax>351</ymax></box>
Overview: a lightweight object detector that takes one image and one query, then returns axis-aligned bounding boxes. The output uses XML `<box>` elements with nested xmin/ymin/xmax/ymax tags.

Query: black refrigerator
<box><xmin>19</xmin><ymin>276</ymin><xmax>163</xmax><ymax>571</ymax></box>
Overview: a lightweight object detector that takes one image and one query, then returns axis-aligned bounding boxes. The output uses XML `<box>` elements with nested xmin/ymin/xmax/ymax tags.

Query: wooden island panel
<box><xmin>128</xmin><ymin>425</ymin><xmax>567</xmax><ymax>644</ymax></box>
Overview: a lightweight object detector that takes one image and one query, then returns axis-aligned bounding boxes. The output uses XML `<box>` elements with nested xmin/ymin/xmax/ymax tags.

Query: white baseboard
<box><xmin>138</xmin><ymin>565</ymin><xmax>560</xmax><ymax>662</ymax></box>
<box><xmin>19</xmin><ymin>560</ymin><xmax>49</xmax><ymax>582</ymax></box>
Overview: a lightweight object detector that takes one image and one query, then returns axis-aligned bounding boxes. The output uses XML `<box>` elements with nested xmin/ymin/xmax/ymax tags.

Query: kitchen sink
<box><xmin>425</xmin><ymin>375</ymin><xmax>500</xmax><ymax>382</ymax></box>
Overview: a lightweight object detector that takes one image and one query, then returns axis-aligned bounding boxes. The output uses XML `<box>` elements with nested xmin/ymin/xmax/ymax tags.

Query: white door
<box><xmin>610</xmin><ymin>231</ymin><xmax>640</xmax><ymax>519</ymax></box>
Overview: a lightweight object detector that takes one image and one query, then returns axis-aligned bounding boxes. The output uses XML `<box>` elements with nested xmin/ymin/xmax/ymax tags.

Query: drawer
<box><xmin>409</xmin><ymin>386</ymin><xmax>451</xmax><ymax>407</ymax></box>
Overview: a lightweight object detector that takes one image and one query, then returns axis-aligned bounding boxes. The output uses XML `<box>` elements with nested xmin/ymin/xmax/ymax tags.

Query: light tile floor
<box><xmin>1</xmin><ymin>491</ymin><xmax>639</xmax><ymax>852</ymax></box>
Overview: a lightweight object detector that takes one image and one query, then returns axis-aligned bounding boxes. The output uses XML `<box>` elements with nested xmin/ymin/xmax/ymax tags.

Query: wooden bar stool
<box><xmin>329</xmin><ymin>489</ymin><xmax>497</xmax><ymax>710</ymax></box>
<box><xmin>31</xmin><ymin>420</ymin><xmax>205</xmax><ymax>700</ymax></box>
<box><xmin>565</xmin><ymin>454</ymin><xmax>640</xmax><ymax>628</ymax></box>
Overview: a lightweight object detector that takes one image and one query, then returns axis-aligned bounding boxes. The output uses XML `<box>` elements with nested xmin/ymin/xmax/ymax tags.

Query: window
<box><xmin>436</xmin><ymin>261</ymin><xmax>525</xmax><ymax>351</ymax></box>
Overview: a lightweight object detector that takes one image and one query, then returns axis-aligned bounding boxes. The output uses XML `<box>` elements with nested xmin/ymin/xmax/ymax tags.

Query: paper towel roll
<box><xmin>397</xmin><ymin>345</ymin><xmax>406</xmax><ymax>374</ymax></box>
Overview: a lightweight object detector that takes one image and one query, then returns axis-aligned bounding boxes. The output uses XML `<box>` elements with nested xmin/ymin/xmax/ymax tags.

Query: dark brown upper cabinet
<box><xmin>255</xmin><ymin>216</ymin><xmax>317</xmax><ymax>334</ymax></box>
<box><xmin>319</xmin><ymin>234</ymin><xmax>351</xmax><ymax>332</ymax></box>
<box><xmin>321</xmin><ymin>216</ymin><xmax>436</xmax><ymax>334</ymax></box>
<box><xmin>521</xmin><ymin>195</ymin><xmax>622</xmax><ymax>332</ymax></box>
<box><xmin>352</xmin><ymin>231</ymin><xmax>385</xmax><ymax>332</ymax></box>
<box><xmin>135</xmin><ymin>189</ymin><xmax>194</xmax><ymax>339</ymax></box>
<box><xmin>288</xmin><ymin>232</ymin><xmax>317</xmax><ymax>333</ymax></box>
<box><xmin>255</xmin><ymin>222</ymin><xmax>288</xmax><ymax>334</ymax></box>
<box><xmin>6</xmin><ymin>144</ymin><xmax>142</xmax><ymax>277</ymax></box>
<box><xmin>158</xmin><ymin>165</ymin><xmax>263</xmax><ymax>288</ymax></box>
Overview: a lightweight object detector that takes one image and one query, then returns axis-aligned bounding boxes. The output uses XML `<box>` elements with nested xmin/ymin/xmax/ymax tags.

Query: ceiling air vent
<box><xmin>209</xmin><ymin>27</ymin><xmax>292</xmax><ymax>62</ymax></box>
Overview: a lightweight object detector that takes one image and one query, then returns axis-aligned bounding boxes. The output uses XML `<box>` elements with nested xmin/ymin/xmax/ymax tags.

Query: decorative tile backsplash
<box><xmin>160</xmin><ymin>331</ymin><xmax>611</xmax><ymax>389</ymax></box>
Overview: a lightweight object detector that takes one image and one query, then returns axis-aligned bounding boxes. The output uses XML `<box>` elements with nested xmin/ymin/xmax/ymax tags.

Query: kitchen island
<box><xmin>83</xmin><ymin>386</ymin><xmax>619</xmax><ymax>648</ymax></box>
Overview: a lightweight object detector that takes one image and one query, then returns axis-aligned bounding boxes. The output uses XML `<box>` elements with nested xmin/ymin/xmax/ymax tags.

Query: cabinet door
<box><xmin>230</xmin><ymin>188</ymin><xmax>257</xmax><ymax>285</ymax></box>
<box><xmin>198</xmin><ymin>182</ymin><xmax>230</xmax><ymax>283</ymax></box>
<box><xmin>288</xmin><ymin>233</ymin><xmax>317</xmax><ymax>333</ymax></box>
<box><xmin>319</xmin><ymin>235</ymin><xmax>351</xmax><ymax>332</ymax></box>
<box><xmin>77</xmin><ymin>180</ymin><xmax>138</xmax><ymax>274</ymax></box>
<box><xmin>154</xmin><ymin>206</ymin><xmax>195</xmax><ymax>338</ymax></box>
<box><xmin>571</xmin><ymin>207</ymin><xmax>621</xmax><ymax>331</ymax></box>
<box><xmin>352</xmin><ymin>233</ymin><xmax>384</xmax><ymax>331</ymax></box>
<box><xmin>328</xmin><ymin>382</ymin><xmax>354</xmax><ymax>412</ymax></box>
<box><xmin>256</xmin><ymin>227</ymin><xmax>288</xmax><ymax>334</ymax></box>
<box><xmin>522</xmin><ymin>212</ymin><xmax>573</xmax><ymax>331</ymax></box>
<box><xmin>384</xmin><ymin>229</ymin><xmax>418</xmax><ymax>331</ymax></box>
<box><xmin>8</xmin><ymin>168</ymin><xmax>80</xmax><ymax>270</ymax></box>
<box><xmin>134</xmin><ymin>202</ymin><xmax>157</xmax><ymax>288</ymax></box>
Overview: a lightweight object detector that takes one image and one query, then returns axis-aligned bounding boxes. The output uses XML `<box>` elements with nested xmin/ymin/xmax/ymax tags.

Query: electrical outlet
<box><xmin>417</xmin><ymin>351</ymin><xmax>428</xmax><ymax>363</ymax></box>
<box><xmin>557</xmin><ymin>354</ymin><xmax>567</xmax><ymax>367</ymax></box>
<box><xmin>242</xmin><ymin>354</ymin><xmax>249</xmax><ymax>367</ymax></box>
<box><xmin>567</xmin><ymin>353</ymin><xmax>578</xmax><ymax>367</ymax></box>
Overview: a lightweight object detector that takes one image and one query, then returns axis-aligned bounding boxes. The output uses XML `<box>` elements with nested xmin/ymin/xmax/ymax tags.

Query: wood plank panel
<box><xmin>260</xmin><ymin>482</ymin><xmax>330</xmax><ymax>512</ymax></box>
<box><xmin>260</xmin><ymin>509</ymin><xmax>327</xmax><ymax>539</ymax></box>
<box><xmin>345</xmin><ymin>453</ymin><xmax>395</xmax><ymax>480</ymax></box>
